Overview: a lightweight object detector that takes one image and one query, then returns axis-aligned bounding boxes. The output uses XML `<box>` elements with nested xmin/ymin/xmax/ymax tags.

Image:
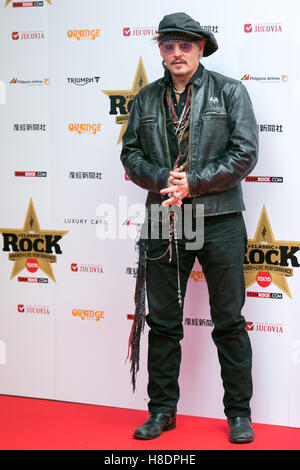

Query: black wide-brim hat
<box><xmin>158</xmin><ymin>12</ymin><xmax>218</xmax><ymax>57</ymax></box>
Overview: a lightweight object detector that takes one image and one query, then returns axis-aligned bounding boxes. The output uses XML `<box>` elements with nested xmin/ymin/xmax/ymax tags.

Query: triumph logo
<box><xmin>67</xmin><ymin>76</ymin><xmax>100</xmax><ymax>86</ymax></box>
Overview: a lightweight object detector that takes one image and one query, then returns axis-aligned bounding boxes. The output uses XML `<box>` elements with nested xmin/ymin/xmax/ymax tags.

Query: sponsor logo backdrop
<box><xmin>0</xmin><ymin>0</ymin><xmax>300</xmax><ymax>428</ymax></box>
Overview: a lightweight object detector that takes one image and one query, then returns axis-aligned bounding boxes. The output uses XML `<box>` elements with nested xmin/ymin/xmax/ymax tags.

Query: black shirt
<box><xmin>163</xmin><ymin>63</ymin><xmax>203</xmax><ymax>168</ymax></box>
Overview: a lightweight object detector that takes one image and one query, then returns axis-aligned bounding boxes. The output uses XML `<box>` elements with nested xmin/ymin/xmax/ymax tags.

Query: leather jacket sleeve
<box><xmin>187</xmin><ymin>82</ymin><xmax>258</xmax><ymax>197</ymax></box>
<box><xmin>120</xmin><ymin>91</ymin><xmax>170</xmax><ymax>194</ymax></box>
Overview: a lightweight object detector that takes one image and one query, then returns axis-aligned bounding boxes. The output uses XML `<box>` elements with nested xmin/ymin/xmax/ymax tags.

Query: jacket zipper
<box><xmin>140</xmin><ymin>116</ymin><xmax>157</xmax><ymax>123</ymax></box>
<box><xmin>188</xmin><ymin>86</ymin><xmax>197</xmax><ymax>217</ymax></box>
<box><xmin>161</xmin><ymin>90</ymin><xmax>172</xmax><ymax>170</ymax></box>
<box><xmin>202</xmin><ymin>111</ymin><xmax>227</xmax><ymax>116</ymax></box>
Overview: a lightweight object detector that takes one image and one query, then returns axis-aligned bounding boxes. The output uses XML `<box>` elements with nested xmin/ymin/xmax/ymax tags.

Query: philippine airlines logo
<box><xmin>10</xmin><ymin>78</ymin><xmax>49</xmax><ymax>86</ymax></box>
<box><xmin>244</xmin><ymin>206</ymin><xmax>300</xmax><ymax>298</ymax></box>
<box><xmin>0</xmin><ymin>199</ymin><xmax>68</xmax><ymax>282</ymax></box>
<box><xmin>241</xmin><ymin>74</ymin><xmax>288</xmax><ymax>83</ymax></box>
<box><xmin>244</xmin><ymin>23</ymin><xmax>283</xmax><ymax>33</ymax></box>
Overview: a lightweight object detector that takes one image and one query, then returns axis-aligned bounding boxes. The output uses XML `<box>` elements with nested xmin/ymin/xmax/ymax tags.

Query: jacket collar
<box><xmin>161</xmin><ymin>62</ymin><xmax>205</xmax><ymax>87</ymax></box>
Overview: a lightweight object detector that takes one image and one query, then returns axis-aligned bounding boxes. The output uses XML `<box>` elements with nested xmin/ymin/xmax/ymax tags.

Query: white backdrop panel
<box><xmin>0</xmin><ymin>0</ymin><xmax>299</xmax><ymax>428</ymax></box>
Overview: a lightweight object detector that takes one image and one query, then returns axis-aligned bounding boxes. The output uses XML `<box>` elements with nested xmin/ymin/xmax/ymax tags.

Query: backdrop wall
<box><xmin>0</xmin><ymin>0</ymin><xmax>300</xmax><ymax>428</ymax></box>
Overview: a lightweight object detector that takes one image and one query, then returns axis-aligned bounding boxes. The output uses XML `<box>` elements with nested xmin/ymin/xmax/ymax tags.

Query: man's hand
<box><xmin>160</xmin><ymin>165</ymin><xmax>190</xmax><ymax>207</ymax></box>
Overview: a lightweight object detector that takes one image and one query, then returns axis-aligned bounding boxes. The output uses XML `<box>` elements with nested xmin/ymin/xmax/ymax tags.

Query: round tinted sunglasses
<box><xmin>160</xmin><ymin>42</ymin><xmax>193</xmax><ymax>54</ymax></box>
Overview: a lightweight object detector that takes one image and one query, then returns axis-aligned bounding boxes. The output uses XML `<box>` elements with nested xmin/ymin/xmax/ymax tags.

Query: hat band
<box><xmin>158</xmin><ymin>32</ymin><xmax>203</xmax><ymax>44</ymax></box>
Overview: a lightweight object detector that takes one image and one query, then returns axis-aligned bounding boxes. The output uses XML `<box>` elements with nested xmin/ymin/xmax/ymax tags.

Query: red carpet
<box><xmin>0</xmin><ymin>394</ymin><xmax>299</xmax><ymax>450</ymax></box>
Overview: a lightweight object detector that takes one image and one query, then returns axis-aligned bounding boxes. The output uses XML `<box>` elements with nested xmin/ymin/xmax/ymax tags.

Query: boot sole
<box><xmin>133</xmin><ymin>423</ymin><xmax>176</xmax><ymax>440</ymax></box>
<box><xmin>229</xmin><ymin>436</ymin><xmax>254</xmax><ymax>444</ymax></box>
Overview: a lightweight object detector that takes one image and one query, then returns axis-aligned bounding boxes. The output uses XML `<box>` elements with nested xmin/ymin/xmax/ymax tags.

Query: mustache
<box><xmin>171</xmin><ymin>59</ymin><xmax>187</xmax><ymax>65</ymax></box>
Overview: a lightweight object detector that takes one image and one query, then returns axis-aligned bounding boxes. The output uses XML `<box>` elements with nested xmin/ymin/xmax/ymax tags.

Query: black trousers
<box><xmin>145</xmin><ymin>211</ymin><xmax>253</xmax><ymax>418</ymax></box>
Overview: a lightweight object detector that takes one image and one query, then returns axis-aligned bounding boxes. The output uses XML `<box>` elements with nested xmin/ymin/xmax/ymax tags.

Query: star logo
<box><xmin>5</xmin><ymin>0</ymin><xmax>51</xmax><ymax>5</ymax></box>
<box><xmin>102</xmin><ymin>57</ymin><xmax>149</xmax><ymax>144</ymax></box>
<box><xmin>0</xmin><ymin>199</ymin><xmax>68</xmax><ymax>282</ymax></box>
<box><xmin>244</xmin><ymin>206</ymin><xmax>300</xmax><ymax>298</ymax></box>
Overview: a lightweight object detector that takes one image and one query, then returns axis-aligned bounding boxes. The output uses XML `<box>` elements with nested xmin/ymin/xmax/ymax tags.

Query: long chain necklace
<box><xmin>160</xmin><ymin>85</ymin><xmax>193</xmax><ymax>308</ymax></box>
<box><xmin>167</xmin><ymin>84</ymin><xmax>192</xmax><ymax>170</ymax></box>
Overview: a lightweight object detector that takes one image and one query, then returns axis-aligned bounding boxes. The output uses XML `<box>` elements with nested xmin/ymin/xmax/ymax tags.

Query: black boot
<box><xmin>228</xmin><ymin>417</ymin><xmax>254</xmax><ymax>443</ymax></box>
<box><xmin>134</xmin><ymin>413</ymin><xmax>176</xmax><ymax>440</ymax></box>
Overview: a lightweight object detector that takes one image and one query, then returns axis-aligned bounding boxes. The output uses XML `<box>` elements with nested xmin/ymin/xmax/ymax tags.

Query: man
<box><xmin>121</xmin><ymin>12</ymin><xmax>258</xmax><ymax>444</ymax></box>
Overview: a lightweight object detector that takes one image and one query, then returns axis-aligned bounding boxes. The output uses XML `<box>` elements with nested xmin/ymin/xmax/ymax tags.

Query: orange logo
<box><xmin>67</xmin><ymin>29</ymin><xmax>100</xmax><ymax>40</ymax></box>
<box><xmin>72</xmin><ymin>309</ymin><xmax>104</xmax><ymax>322</ymax></box>
<box><xmin>68</xmin><ymin>123</ymin><xmax>102</xmax><ymax>135</ymax></box>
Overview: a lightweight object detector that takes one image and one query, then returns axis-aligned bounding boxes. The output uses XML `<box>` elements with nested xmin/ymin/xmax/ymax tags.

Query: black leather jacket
<box><xmin>121</xmin><ymin>63</ymin><xmax>258</xmax><ymax>216</ymax></box>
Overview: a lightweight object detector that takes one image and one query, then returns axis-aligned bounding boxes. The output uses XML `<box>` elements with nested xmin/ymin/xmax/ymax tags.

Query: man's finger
<box><xmin>174</xmin><ymin>165</ymin><xmax>184</xmax><ymax>172</ymax></box>
<box><xmin>170</xmin><ymin>170</ymin><xmax>186</xmax><ymax>179</ymax></box>
<box><xmin>160</xmin><ymin>185</ymin><xmax>178</xmax><ymax>194</ymax></box>
<box><xmin>162</xmin><ymin>197</ymin><xmax>182</xmax><ymax>207</ymax></box>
